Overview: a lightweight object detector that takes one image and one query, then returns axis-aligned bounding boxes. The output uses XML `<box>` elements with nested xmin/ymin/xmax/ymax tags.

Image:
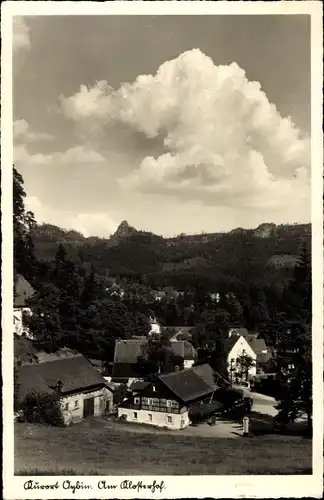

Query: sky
<box><xmin>13</xmin><ymin>15</ymin><xmax>311</xmax><ymax>238</ymax></box>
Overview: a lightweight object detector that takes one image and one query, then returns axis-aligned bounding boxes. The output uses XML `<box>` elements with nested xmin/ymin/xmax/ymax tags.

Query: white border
<box><xmin>2</xmin><ymin>2</ymin><xmax>323</xmax><ymax>499</ymax></box>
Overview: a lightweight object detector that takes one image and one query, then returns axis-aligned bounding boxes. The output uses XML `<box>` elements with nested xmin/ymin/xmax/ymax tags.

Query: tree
<box><xmin>275</xmin><ymin>322</ymin><xmax>312</xmax><ymax>431</ymax></box>
<box><xmin>235</xmin><ymin>353</ymin><xmax>255</xmax><ymax>383</ymax></box>
<box><xmin>275</xmin><ymin>244</ymin><xmax>312</xmax><ymax>431</ymax></box>
<box><xmin>13</xmin><ymin>166</ymin><xmax>37</xmax><ymax>281</ymax></box>
<box><xmin>26</xmin><ymin>283</ymin><xmax>63</xmax><ymax>352</ymax></box>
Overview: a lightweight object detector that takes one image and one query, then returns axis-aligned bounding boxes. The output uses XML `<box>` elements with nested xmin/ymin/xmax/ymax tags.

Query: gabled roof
<box><xmin>191</xmin><ymin>363</ymin><xmax>218</xmax><ymax>390</ymax></box>
<box><xmin>158</xmin><ymin>369</ymin><xmax>213</xmax><ymax>404</ymax></box>
<box><xmin>18</xmin><ymin>354</ymin><xmax>107</xmax><ymax>401</ymax></box>
<box><xmin>170</xmin><ymin>340</ymin><xmax>196</xmax><ymax>360</ymax></box>
<box><xmin>14</xmin><ymin>274</ymin><xmax>35</xmax><ymax>308</ymax></box>
<box><xmin>246</xmin><ymin>337</ymin><xmax>268</xmax><ymax>355</ymax></box>
<box><xmin>224</xmin><ymin>335</ymin><xmax>243</xmax><ymax>354</ymax></box>
<box><xmin>225</xmin><ymin>334</ymin><xmax>269</xmax><ymax>360</ymax></box>
<box><xmin>113</xmin><ymin>339</ymin><xmax>147</xmax><ymax>363</ymax></box>
<box><xmin>129</xmin><ymin>381</ymin><xmax>151</xmax><ymax>392</ymax></box>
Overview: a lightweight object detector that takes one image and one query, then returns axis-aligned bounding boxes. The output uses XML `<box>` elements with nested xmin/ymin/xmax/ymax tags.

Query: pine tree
<box><xmin>275</xmin><ymin>244</ymin><xmax>312</xmax><ymax>432</ymax></box>
<box><xmin>13</xmin><ymin>165</ymin><xmax>37</xmax><ymax>281</ymax></box>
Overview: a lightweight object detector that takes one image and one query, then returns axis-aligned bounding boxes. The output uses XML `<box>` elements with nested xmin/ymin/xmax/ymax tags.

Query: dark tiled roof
<box><xmin>246</xmin><ymin>337</ymin><xmax>268</xmax><ymax>355</ymax></box>
<box><xmin>158</xmin><ymin>369</ymin><xmax>213</xmax><ymax>404</ymax></box>
<box><xmin>18</xmin><ymin>354</ymin><xmax>106</xmax><ymax>400</ymax></box>
<box><xmin>113</xmin><ymin>339</ymin><xmax>147</xmax><ymax>363</ymax></box>
<box><xmin>14</xmin><ymin>274</ymin><xmax>35</xmax><ymax>308</ymax></box>
<box><xmin>191</xmin><ymin>363</ymin><xmax>218</xmax><ymax>390</ymax></box>
<box><xmin>129</xmin><ymin>381</ymin><xmax>150</xmax><ymax>392</ymax></box>
<box><xmin>170</xmin><ymin>340</ymin><xmax>196</xmax><ymax>360</ymax></box>
<box><xmin>224</xmin><ymin>335</ymin><xmax>241</xmax><ymax>354</ymax></box>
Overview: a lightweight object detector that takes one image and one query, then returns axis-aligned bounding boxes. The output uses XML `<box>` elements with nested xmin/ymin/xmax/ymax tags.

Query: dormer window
<box><xmin>152</xmin><ymin>385</ymin><xmax>156</xmax><ymax>392</ymax></box>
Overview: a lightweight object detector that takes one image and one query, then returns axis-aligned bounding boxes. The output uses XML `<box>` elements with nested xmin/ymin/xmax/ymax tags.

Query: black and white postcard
<box><xmin>1</xmin><ymin>1</ymin><xmax>323</xmax><ymax>498</ymax></box>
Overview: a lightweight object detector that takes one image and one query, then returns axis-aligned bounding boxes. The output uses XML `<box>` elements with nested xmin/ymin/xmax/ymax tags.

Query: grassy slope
<box><xmin>15</xmin><ymin>418</ymin><xmax>312</xmax><ymax>475</ymax></box>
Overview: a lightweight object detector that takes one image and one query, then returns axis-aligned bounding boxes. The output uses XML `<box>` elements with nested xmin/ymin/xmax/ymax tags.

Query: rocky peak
<box><xmin>110</xmin><ymin>220</ymin><xmax>138</xmax><ymax>243</ymax></box>
<box><xmin>254</xmin><ymin>223</ymin><xmax>277</xmax><ymax>239</ymax></box>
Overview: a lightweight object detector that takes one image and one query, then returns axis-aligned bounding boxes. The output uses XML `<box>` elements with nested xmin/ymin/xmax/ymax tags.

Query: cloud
<box><xmin>26</xmin><ymin>196</ymin><xmax>118</xmax><ymax>238</ymax></box>
<box><xmin>14</xmin><ymin>119</ymin><xmax>54</xmax><ymax>143</ymax></box>
<box><xmin>61</xmin><ymin>49</ymin><xmax>310</xmax><ymax>211</ymax></box>
<box><xmin>14</xmin><ymin>144</ymin><xmax>106</xmax><ymax>166</ymax></box>
<box><xmin>13</xmin><ymin>17</ymin><xmax>30</xmax><ymax>53</ymax></box>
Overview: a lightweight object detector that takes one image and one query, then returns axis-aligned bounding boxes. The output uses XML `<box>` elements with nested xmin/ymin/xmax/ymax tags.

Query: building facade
<box><xmin>118</xmin><ymin>367</ymin><xmax>214</xmax><ymax>430</ymax></box>
<box><xmin>18</xmin><ymin>352</ymin><xmax>113</xmax><ymax>425</ymax></box>
<box><xmin>14</xmin><ymin>274</ymin><xmax>35</xmax><ymax>339</ymax></box>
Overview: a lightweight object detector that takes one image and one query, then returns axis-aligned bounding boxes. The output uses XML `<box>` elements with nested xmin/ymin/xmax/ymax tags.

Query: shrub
<box><xmin>21</xmin><ymin>390</ymin><xmax>65</xmax><ymax>426</ymax></box>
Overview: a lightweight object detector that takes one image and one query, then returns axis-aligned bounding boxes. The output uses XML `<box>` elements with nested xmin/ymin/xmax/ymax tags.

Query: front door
<box><xmin>83</xmin><ymin>397</ymin><xmax>95</xmax><ymax>418</ymax></box>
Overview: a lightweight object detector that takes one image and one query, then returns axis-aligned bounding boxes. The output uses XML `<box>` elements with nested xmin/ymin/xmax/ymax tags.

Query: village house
<box><xmin>148</xmin><ymin>317</ymin><xmax>161</xmax><ymax>336</ymax></box>
<box><xmin>165</xmin><ymin>326</ymin><xmax>194</xmax><ymax>342</ymax></box>
<box><xmin>17</xmin><ymin>350</ymin><xmax>113</xmax><ymax>425</ymax></box>
<box><xmin>109</xmin><ymin>337</ymin><xmax>197</xmax><ymax>384</ymax></box>
<box><xmin>108</xmin><ymin>338</ymin><xmax>147</xmax><ymax>386</ymax></box>
<box><xmin>169</xmin><ymin>339</ymin><xmax>196</xmax><ymax>369</ymax></box>
<box><xmin>225</xmin><ymin>330</ymin><xmax>271</xmax><ymax>383</ymax></box>
<box><xmin>117</xmin><ymin>364</ymin><xmax>215</xmax><ymax>430</ymax></box>
<box><xmin>14</xmin><ymin>274</ymin><xmax>35</xmax><ymax>339</ymax></box>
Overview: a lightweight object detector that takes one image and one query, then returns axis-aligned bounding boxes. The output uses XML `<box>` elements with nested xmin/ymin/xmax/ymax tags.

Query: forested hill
<box><xmin>31</xmin><ymin>221</ymin><xmax>311</xmax><ymax>291</ymax></box>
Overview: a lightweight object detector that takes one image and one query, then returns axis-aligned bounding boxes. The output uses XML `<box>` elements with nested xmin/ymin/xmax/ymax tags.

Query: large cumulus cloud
<box><xmin>61</xmin><ymin>49</ymin><xmax>310</xmax><ymax>211</ymax></box>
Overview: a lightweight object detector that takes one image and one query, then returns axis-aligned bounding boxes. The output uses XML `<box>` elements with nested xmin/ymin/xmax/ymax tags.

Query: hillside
<box><xmin>31</xmin><ymin>221</ymin><xmax>311</xmax><ymax>291</ymax></box>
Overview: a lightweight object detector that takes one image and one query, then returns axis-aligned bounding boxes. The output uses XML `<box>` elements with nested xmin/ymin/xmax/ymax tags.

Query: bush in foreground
<box><xmin>20</xmin><ymin>391</ymin><xmax>65</xmax><ymax>427</ymax></box>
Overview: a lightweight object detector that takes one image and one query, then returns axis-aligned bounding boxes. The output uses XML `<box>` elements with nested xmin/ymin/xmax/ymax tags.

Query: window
<box><xmin>65</xmin><ymin>402</ymin><xmax>69</xmax><ymax>411</ymax></box>
<box><xmin>152</xmin><ymin>386</ymin><xmax>156</xmax><ymax>392</ymax></box>
<box><xmin>74</xmin><ymin>400</ymin><xmax>79</xmax><ymax>409</ymax></box>
<box><xmin>166</xmin><ymin>400</ymin><xmax>172</xmax><ymax>407</ymax></box>
<box><xmin>148</xmin><ymin>414</ymin><xmax>152</xmax><ymax>421</ymax></box>
<box><xmin>134</xmin><ymin>397</ymin><xmax>140</xmax><ymax>405</ymax></box>
<box><xmin>133</xmin><ymin>412</ymin><xmax>137</xmax><ymax>419</ymax></box>
<box><xmin>167</xmin><ymin>416</ymin><xmax>172</xmax><ymax>424</ymax></box>
<box><xmin>148</xmin><ymin>398</ymin><xmax>153</xmax><ymax>405</ymax></box>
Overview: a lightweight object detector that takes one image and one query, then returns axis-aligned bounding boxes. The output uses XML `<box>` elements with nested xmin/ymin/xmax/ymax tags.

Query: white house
<box><xmin>117</xmin><ymin>366</ymin><xmax>214</xmax><ymax>430</ymax></box>
<box><xmin>225</xmin><ymin>335</ymin><xmax>257</xmax><ymax>383</ymax></box>
<box><xmin>148</xmin><ymin>317</ymin><xmax>161</xmax><ymax>336</ymax></box>
<box><xmin>14</xmin><ymin>274</ymin><xmax>35</xmax><ymax>339</ymax></box>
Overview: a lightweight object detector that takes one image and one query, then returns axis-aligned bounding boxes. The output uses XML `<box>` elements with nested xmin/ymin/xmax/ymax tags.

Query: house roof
<box><xmin>191</xmin><ymin>363</ymin><xmax>218</xmax><ymax>390</ymax></box>
<box><xmin>113</xmin><ymin>337</ymin><xmax>196</xmax><ymax>364</ymax></box>
<box><xmin>129</xmin><ymin>381</ymin><xmax>151</xmax><ymax>392</ymax></box>
<box><xmin>18</xmin><ymin>354</ymin><xmax>107</xmax><ymax>401</ymax></box>
<box><xmin>161</xmin><ymin>326</ymin><xmax>194</xmax><ymax>337</ymax></box>
<box><xmin>229</xmin><ymin>327</ymin><xmax>249</xmax><ymax>337</ymax></box>
<box><xmin>246</xmin><ymin>337</ymin><xmax>268</xmax><ymax>355</ymax></box>
<box><xmin>14</xmin><ymin>274</ymin><xmax>35</xmax><ymax>308</ymax></box>
<box><xmin>170</xmin><ymin>340</ymin><xmax>196</xmax><ymax>360</ymax></box>
<box><xmin>158</xmin><ymin>369</ymin><xmax>213</xmax><ymax>404</ymax></box>
<box><xmin>113</xmin><ymin>339</ymin><xmax>147</xmax><ymax>363</ymax></box>
<box><xmin>224</xmin><ymin>334</ymin><xmax>269</xmax><ymax>362</ymax></box>
<box><xmin>224</xmin><ymin>335</ymin><xmax>242</xmax><ymax>354</ymax></box>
